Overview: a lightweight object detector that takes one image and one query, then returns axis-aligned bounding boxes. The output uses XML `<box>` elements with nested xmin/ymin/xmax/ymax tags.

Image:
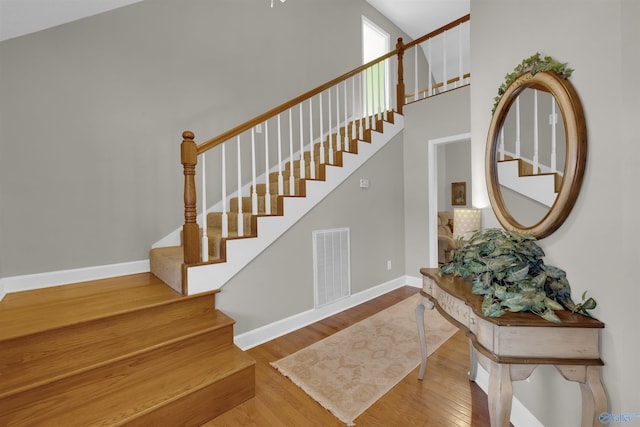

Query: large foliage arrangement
<box><xmin>439</xmin><ymin>228</ymin><xmax>596</xmax><ymax>323</ymax></box>
<box><xmin>492</xmin><ymin>52</ymin><xmax>574</xmax><ymax>113</ymax></box>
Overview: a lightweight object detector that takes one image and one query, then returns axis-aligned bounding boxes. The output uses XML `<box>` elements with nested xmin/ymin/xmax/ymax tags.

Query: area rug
<box><xmin>271</xmin><ymin>293</ymin><xmax>458</xmax><ymax>426</ymax></box>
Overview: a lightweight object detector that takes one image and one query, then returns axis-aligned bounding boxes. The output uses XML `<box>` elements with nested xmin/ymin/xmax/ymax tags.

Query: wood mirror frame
<box><xmin>485</xmin><ymin>71</ymin><xmax>587</xmax><ymax>239</ymax></box>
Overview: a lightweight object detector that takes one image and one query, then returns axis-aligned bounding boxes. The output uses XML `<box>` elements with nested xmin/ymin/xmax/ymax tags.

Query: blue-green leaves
<box><xmin>438</xmin><ymin>228</ymin><xmax>597</xmax><ymax>323</ymax></box>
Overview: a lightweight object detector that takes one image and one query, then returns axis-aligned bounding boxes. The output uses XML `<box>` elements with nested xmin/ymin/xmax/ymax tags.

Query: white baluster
<box><xmin>361</xmin><ymin>70</ymin><xmax>367</xmax><ymax>135</ymax></box>
<box><xmin>309</xmin><ymin>98</ymin><xmax>316</xmax><ymax>179</ymax></box>
<box><xmin>366</xmin><ymin>68</ymin><xmax>370</xmax><ymax>120</ymax></box>
<box><xmin>458</xmin><ymin>23</ymin><xmax>463</xmax><ymax>86</ymax></box>
<box><xmin>343</xmin><ymin>80</ymin><xmax>348</xmax><ymax>151</ymax></box>
<box><xmin>319</xmin><ymin>92</ymin><xmax>325</xmax><ymax>165</ymax></box>
<box><xmin>499</xmin><ymin>126</ymin><xmax>505</xmax><ymax>161</ymax></box>
<box><xmin>236</xmin><ymin>136</ymin><xmax>243</xmax><ymax>237</ymax></box>
<box><xmin>551</xmin><ymin>97</ymin><xmax>557</xmax><ymax>173</ymax></box>
<box><xmin>277</xmin><ymin>114</ymin><xmax>284</xmax><ymax>195</ymax></box>
<box><xmin>385</xmin><ymin>58</ymin><xmax>390</xmax><ymax>115</ymax></box>
<box><xmin>427</xmin><ymin>40</ymin><xmax>432</xmax><ymax>97</ymax></box>
<box><xmin>264</xmin><ymin>121</ymin><xmax>271</xmax><ymax>214</ymax></box>
<box><xmin>379</xmin><ymin>60</ymin><xmax>385</xmax><ymax>121</ymax></box>
<box><xmin>376</xmin><ymin>63</ymin><xmax>381</xmax><ymax>121</ymax></box>
<box><xmin>374</xmin><ymin>63</ymin><xmax>379</xmax><ymax>121</ymax></box>
<box><xmin>515</xmin><ymin>97</ymin><xmax>521</xmax><ymax>159</ymax></box>
<box><xmin>328</xmin><ymin>88</ymin><xmax>333</xmax><ymax>164</ymax></box>
<box><xmin>288</xmin><ymin>109</ymin><xmax>295</xmax><ymax>195</ymax></box>
<box><xmin>336</xmin><ymin>83</ymin><xmax>341</xmax><ymax>157</ymax></box>
<box><xmin>370</xmin><ymin>65</ymin><xmax>375</xmax><ymax>126</ymax></box>
<box><xmin>201</xmin><ymin>152</ymin><xmax>208</xmax><ymax>262</ymax></box>
<box><xmin>351</xmin><ymin>75</ymin><xmax>357</xmax><ymax>143</ymax></box>
<box><xmin>379</xmin><ymin>61</ymin><xmax>384</xmax><ymax>119</ymax></box>
<box><xmin>442</xmin><ymin>30</ymin><xmax>448</xmax><ymax>92</ymax></box>
<box><xmin>533</xmin><ymin>89</ymin><xmax>539</xmax><ymax>174</ymax></box>
<box><xmin>251</xmin><ymin>128</ymin><xmax>258</xmax><ymax>215</ymax></box>
<box><xmin>299</xmin><ymin>103</ymin><xmax>306</xmax><ymax>179</ymax></box>
<box><xmin>414</xmin><ymin>46</ymin><xmax>419</xmax><ymax>102</ymax></box>
<box><xmin>221</xmin><ymin>143</ymin><xmax>228</xmax><ymax>239</ymax></box>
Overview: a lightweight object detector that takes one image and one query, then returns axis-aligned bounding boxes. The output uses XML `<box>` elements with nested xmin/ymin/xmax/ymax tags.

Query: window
<box><xmin>362</xmin><ymin>17</ymin><xmax>390</xmax><ymax>115</ymax></box>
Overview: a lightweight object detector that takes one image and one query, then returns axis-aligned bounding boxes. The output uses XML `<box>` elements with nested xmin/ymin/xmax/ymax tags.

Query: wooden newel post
<box><xmin>396</xmin><ymin>37</ymin><xmax>405</xmax><ymax>115</ymax></box>
<box><xmin>181</xmin><ymin>130</ymin><xmax>201</xmax><ymax>265</ymax></box>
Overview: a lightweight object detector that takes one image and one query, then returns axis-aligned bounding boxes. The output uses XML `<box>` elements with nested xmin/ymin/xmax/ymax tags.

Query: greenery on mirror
<box><xmin>439</xmin><ymin>228</ymin><xmax>596</xmax><ymax>323</ymax></box>
<box><xmin>492</xmin><ymin>53</ymin><xmax>574</xmax><ymax>113</ymax></box>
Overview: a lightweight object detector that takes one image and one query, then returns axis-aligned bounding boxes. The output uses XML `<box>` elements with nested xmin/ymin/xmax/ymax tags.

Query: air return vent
<box><xmin>312</xmin><ymin>228</ymin><xmax>351</xmax><ymax>308</ymax></box>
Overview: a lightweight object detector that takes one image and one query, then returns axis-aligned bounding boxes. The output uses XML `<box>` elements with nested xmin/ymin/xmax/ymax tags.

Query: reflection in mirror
<box><xmin>497</xmin><ymin>88</ymin><xmax>566</xmax><ymax>227</ymax></box>
<box><xmin>485</xmin><ymin>69</ymin><xmax>587</xmax><ymax>239</ymax></box>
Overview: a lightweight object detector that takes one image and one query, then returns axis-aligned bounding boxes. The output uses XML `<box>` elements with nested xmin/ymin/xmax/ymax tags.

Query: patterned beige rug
<box><xmin>271</xmin><ymin>293</ymin><xmax>458</xmax><ymax>426</ymax></box>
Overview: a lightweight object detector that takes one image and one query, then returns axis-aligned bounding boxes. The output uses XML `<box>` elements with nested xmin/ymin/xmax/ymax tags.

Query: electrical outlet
<box><xmin>359</xmin><ymin>178</ymin><xmax>369</xmax><ymax>188</ymax></box>
<box><xmin>387</xmin><ymin>260</ymin><xmax>392</xmax><ymax>270</ymax></box>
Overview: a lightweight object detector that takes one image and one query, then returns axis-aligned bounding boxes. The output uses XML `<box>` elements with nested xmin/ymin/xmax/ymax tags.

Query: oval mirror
<box><xmin>485</xmin><ymin>70</ymin><xmax>587</xmax><ymax>239</ymax></box>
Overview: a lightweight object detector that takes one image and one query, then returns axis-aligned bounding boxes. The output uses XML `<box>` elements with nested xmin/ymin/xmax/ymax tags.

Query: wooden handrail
<box><xmin>403</xmin><ymin>14</ymin><xmax>470</xmax><ymax>51</ymax></box>
<box><xmin>197</xmin><ymin>51</ymin><xmax>398</xmax><ymax>155</ymax></box>
<box><xmin>196</xmin><ymin>13</ymin><xmax>470</xmax><ymax>155</ymax></box>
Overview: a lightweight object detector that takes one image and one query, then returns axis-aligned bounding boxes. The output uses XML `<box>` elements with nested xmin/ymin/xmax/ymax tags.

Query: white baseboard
<box><xmin>0</xmin><ymin>260</ymin><xmax>150</xmax><ymax>301</ymax></box>
<box><xmin>233</xmin><ymin>273</ymin><xmax>541</xmax><ymax>427</ymax></box>
<box><xmin>404</xmin><ymin>275</ymin><xmax>422</xmax><ymax>288</ymax></box>
<box><xmin>233</xmin><ymin>275</ymin><xmax>416</xmax><ymax>350</ymax></box>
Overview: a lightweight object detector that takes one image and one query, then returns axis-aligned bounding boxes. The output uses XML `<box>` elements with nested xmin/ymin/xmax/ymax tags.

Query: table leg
<box><xmin>488</xmin><ymin>361</ymin><xmax>513</xmax><ymax>427</ymax></box>
<box><xmin>468</xmin><ymin>339</ymin><xmax>478</xmax><ymax>382</ymax></box>
<box><xmin>415</xmin><ymin>296</ymin><xmax>434</xmax><ymax>380</ymax></box>
<box><xmin>580</xmin><ymin>366</ymin><xmax>608</xmax><ymax>427</ymax></box>
<box><xmin>556</xmin><ymin>365</ymin><xmax>608</xmax><ymax>427</ymax></box>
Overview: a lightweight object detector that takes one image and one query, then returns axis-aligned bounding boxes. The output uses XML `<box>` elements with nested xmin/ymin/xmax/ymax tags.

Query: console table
<box><xmin>417</xmin><ymin>268</ymin><xmax>607</xmax><ymax>427</ymax></box>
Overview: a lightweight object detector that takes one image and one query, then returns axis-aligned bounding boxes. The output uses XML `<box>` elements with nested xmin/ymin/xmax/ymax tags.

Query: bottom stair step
<box><xmin>0</xmin><ymin>333</ymin><xmax>255</xmax><ymax>426</ymax></box>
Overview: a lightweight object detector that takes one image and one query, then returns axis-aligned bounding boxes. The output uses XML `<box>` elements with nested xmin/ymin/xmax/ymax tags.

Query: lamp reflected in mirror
<box><xmin>453</xmin><ymin>208</ymin><xmax>481</xmax><ymax>241</ymax></box>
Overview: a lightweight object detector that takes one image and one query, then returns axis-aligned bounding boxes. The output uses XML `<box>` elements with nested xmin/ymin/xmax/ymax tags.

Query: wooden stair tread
<box><xmin>0</xmin><ymin>336</ymin><xmax>255</xmax><ymax>426</ymax></box>
<box><xmin>0</xmin><ymin>273</ymin><xmax>182</xmax><ymax>340</ymax></box>
<box><xmin>0</xmin><ymin>302</ymin><xmax>234</xmax><ymax>398</ymax></box>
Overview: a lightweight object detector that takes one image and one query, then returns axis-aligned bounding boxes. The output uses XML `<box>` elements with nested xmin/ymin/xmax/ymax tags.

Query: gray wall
<box><xmin>402</xmin><ymin>86</ymin><xmax>471</xmax><ymax>277</ymax></box>
<box><xmin>500</xmin><ymin>186</ymin><xmax>550</xmax><ymax>228</ymax></box>
<box><xmin>0</xmin><ymin>0</ymin><xmax>410</xmax><ymax>278</ymax></box>
<box><xmin>218</xmin><ymin>134</ymin><xmax>406</xmax><ymax>334</ymax></box>
<box><xmin>471</xmin><ymin>1</ymin><xmax>640</xmax><ymax>425</ymax></box>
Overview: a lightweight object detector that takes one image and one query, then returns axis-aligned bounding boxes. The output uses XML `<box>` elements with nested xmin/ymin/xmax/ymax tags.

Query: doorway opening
<box><xmin>427</xmin><ymin>133</ymin><xmax>472</xmax><ymax>267</ymax></box>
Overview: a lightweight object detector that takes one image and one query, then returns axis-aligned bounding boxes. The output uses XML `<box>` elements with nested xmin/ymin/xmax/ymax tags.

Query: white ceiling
<box><xmin>0</xmin><ymin>0</ymin><xmax>469</xmax><ymax>43</ymax></box>
<box><xmin>0</xmin><ymin>0</ymin><xmax>143</xmax><ymax>42</ymax></box>
<box><xmin>366</xmin><ymin>0</ymin><xmax>469</xmax><ymax>40</ymax></box>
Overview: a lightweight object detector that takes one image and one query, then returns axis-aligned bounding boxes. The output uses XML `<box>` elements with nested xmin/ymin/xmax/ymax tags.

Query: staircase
<box><xmin>145</xmin><ymin>15</ymin><xmax>470</xmax><ymax>296</ymax></box>
<box><xmin>498</xmin><ymin>157</ymin><xmax>561</xmax><ymax>207</ymax></box>
<box><xmin>0</xmin><ymin>273</ymin><xmax>255</xmax><ymax>426</ymax></box>
<box><xmin>150</xmin><ymin>113</ymin><xmax>404</xmax><ymax>295</ymax></box>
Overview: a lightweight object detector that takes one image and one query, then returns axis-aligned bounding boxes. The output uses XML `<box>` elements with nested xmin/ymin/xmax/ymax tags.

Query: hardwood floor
<box><xmin>205</xmin><ymin>286</ymin><xmax>492</xmax><ymax>427</ymax></box>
